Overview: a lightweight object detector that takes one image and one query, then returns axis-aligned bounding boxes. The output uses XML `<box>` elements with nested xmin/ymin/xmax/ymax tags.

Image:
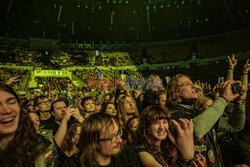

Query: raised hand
<box><xmin>220</xmin><ymin>80</ymin><xmax>240</xmax><ymax>103</ymax></box>
<box><xmin>167</xmin><ymin>118</ymin><xmax>194</xmax><ymax>160</ymax></box>
<box><xmin>227</xmin><ymin>54</ymin><xmax>238</xmax><ymax>70</ymax></box>
<box><xmin>242</xmin><ymin>59</ymin><xmax>250</xmax><ymax>73</ymax></box>
<box><xmin>234</xmin><ymin>83</ymin><xmax>247</xmax><ymax>104</ymax></box>
<box><xmin>71</xmin><ymin>107</ymin><xmax>82</xmax><ymax>121</ymax></box>
<box><xmin>63</xmin><ymin>105</ymin><xmax>76</xmax><ymax>122</ymax></box>
<box><xmin>5</xmin><ymin>76</ymin><xmax>19</xmax><ymax>85</ymax></box>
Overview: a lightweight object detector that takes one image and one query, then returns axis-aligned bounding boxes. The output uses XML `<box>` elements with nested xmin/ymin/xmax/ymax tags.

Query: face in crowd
<box><xmin>137</xmin><ymin>105</ymin><xmax>170</xmax><ymax>147</ymax></box>
<box><xmin>138</xmin><ymin>94</ymin><xmax>144</xmax><ymax>103</ymax></box>
<box><xmin>122</xmin><ymin>96</ymin><xmax>136</xmax><ymax>115</ymax></box>
<box><xmin>0</xmin><ymin>85</ymin><xmax>20</xmax><ymax>138</ymax></box>
<box><xmin>98</xmin><ymin>119</ymin><xmax>123</xmax><ymax>156</ymax></box>
<box><xmin>104</xmin><ymin>94</ymin><xmax>111</xmax><ymax>103</ymax></box>
<box><xmin>79</xmin><ymin>113</ymin><xmax>123</xmax><ymax>165</ymax></box>
<box><xmin>51</xmin><ymin>100</ymin><xmax>67</xmax><ymax>121</ymax></box>
<box><xmin>28</xmin><ymin>112</ymin><xmax>40</xmax><ymax>130</ymax></box>
<box><xmin>127</xmin><ymin>117</ymin><xmax>139</xmax><ymax>133</ymax></box>
<box><xmin>105</xmin><ymin>103</ymin><xmax>116</xmax><ymax>116</ymax></box>
<box><xmin>83</xmin><ymin>99</ymin><xmax>96</xmax><ymax>113</ymax></box>
<box><xmin>177</xmin><ymin>76</ymin><xmax>198</xmax><ymax>102</ymax></box>
<box><xmin>38</xmin><ymin>96</ymin><xmax>51</xmax><ymax>112</ymax></box>
<box><xmin>27</xmin><ymin>100</ymin><xmax>35</xmax><ymax>112</ymax></box>
<box><xmin>158</xmin><ymin>93</ymin><xmax>167</xmax><ymax>108</ymax></box>
<box><xmin>150</xmin><ymin>118</ymin><xmax>169</xmax><ymax>142</ymax></box>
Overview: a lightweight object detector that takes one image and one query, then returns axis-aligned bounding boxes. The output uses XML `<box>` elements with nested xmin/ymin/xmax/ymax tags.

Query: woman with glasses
<box><xmin>136</xmin><ymin>105</ymin><xmax>206</xmax><ymax>167</ymax></box>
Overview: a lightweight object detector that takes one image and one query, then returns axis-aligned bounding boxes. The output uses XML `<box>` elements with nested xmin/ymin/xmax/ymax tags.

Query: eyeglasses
<box><xmin>38</xmin><ymin>100</ymin><xmax>51</xmax><ymax>105</ymax></box>
<box><xmin>99</xmin><ymin>128</ymin><xmax>123</xmax><ymax>144</ymax></box>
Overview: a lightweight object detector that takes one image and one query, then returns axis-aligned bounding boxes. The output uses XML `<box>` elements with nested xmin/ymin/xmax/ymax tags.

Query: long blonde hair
<box><xmin>117</xmin><ymin>95</ymin><xmax>139</xmax><ymax>128</ymax></box>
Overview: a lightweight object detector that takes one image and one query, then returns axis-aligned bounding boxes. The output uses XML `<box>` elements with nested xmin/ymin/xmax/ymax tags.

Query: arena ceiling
<box><xmin>0</xmin><ymin>0</ymin><xmax>250</xmax><ymax>43</ymax></box>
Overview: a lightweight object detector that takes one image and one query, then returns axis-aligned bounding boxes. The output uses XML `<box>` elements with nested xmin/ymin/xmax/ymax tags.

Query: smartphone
<box><xmin>231</xmin><ymin>83</ymin><xmax>241</xmax><ymax>94</ymax></box>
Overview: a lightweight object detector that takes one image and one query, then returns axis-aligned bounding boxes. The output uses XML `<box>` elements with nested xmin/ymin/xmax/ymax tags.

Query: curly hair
<box><xmin>0</xmin><ymin>83</ymin><xmax>46</xmax><ymax>167</ymax></box>
<box><xmin>117</xmin><ymin>95</ymin><xmax>139</xmax><ymax>128</ymax></box>
<box><xmin>136</xmin><ymin>105</ymin><xmax>175</xmax><ymax>166</ymax></box>
<box><xmin>61</xmin><ymin>123</ymin><xmax>81</xmax><ymax>155</ymax></box>
<box><xmin>166</xmin><ymin>74</ymin><xmax>190</xmax><ymax>108</ymax></box>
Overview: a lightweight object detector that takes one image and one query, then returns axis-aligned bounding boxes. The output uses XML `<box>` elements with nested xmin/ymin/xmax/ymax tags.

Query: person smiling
<box><xmin>0</xmin><ymin>83</ymin><xmax>56</xmax><ymax>166</ymax></box>
<box><xmin>136</xmin><ymin>105</ymin><xmax>206</xmax><ymax>167</ymax></box>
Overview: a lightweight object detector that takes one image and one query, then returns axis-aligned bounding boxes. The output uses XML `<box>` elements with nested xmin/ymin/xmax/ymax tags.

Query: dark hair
<box><xmin>0</xmin><ymin>83</ymin><xmax>19</xmax><ymax>102</ymax></box>
<box><xmin>35</xmin><ymin>95</ymin><xmax>48</xmax><ymax>105</ymax></box>
<box><xmin>101</xmin><ymin>102</ymin><xmax>114</xmax><ymax>113</ymax></box>
<box><xmin>0</xmin><ymin>83</ymin><xmax>46</xmax><ymax>167</ymax></box>
<box><xmin>156</xmin><ymin>90</ymin><xmax>166</xmax><ymax>100</ymax></box>
<box><xmin>50</xmin><ymin>99</ymin><xmax>67</xmax><ymax>111</ymax></box>
<box><xmin>124</xmin><ymin>116</ymin><xmax>139</xmax><ymax>146</ymax></box>
<box><xmin>81</xmin><ymin>97</ymin><xmax>93</xmax><ymax>107</ymax></box>
<box><xmin>136</xmin><ymin>105</ymin><xmax>174</xmax><ymax>165</ymax></box>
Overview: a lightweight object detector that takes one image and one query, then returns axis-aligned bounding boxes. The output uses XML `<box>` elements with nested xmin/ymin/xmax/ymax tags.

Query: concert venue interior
<box><xmin>0</xmin><ymin>0</ymin><xmax>249</xmax><ymax>167</ymax></box>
